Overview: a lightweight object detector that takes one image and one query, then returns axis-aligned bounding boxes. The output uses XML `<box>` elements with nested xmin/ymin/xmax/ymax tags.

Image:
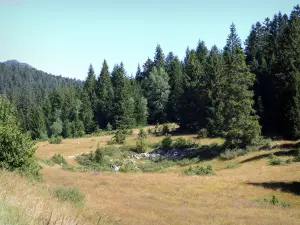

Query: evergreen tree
<box><xmin>146</xmin><ymin>67</ymin><xmax>170</xmax><ymax>123</ymax></box>
<box><xmin>112</xmin><ymin>64</ymin><xmax>136</xmax><ymax>128</ymax></box>
<box><xmin>223</xmin><ymin>24</ymin><xmax>261</xmax><ymax>148</ymax></box>
<box><xmin>27</xmin><ymin>106</ymin><xmax>47</xmax><ymax>139</ymax></box>
<box><xmin>81</xmin><ymin>91</ymin><xmax>96</xmax><ymax>134</ymax></box>
<box><xmin>83</xmin><ymin>64</ymin><xmax>97</xmax><ymax>108</ymax></box>
<box><xmin>154</xmin><ymin>44</ymin><xmax>165</xmax><ymax>69</ymax></box>
<box><xmin>96</xmin><ymin>60</ymin><xmax>114</xmax><ymax>128</ymax></box>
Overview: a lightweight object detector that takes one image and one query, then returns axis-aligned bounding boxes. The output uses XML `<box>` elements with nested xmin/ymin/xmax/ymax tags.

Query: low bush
<box><xmin>254</xmin><ymin>196</ymin><xmax>290</xmax><ymax>207</ymax></box>
<box><xmin>135</xmin><ymin>138</ymin><xmax>148</xmax><ymax>153</ymax></box>
<box><xmin>54</xmin><ymin>187</ymin><xmax>84</xmax><ymax>207</ymax></box>
<box><xmin>51</xmin><ymin>154</ymin><xmax>67</xmax><ymax>165</ymax></box>
<box><xmin>39</xmin><ymin>158</ymin><xmax>55</xmax><ymax>166</ymax></box>
<box><xmin>197</xmin><ymin>128</ymin><xmax>208</xmax><ymax>138</ymax></box>
<box><xmin>294</xmin><ymin>149</ymin><xmax>300</xmax><ymax>162</ymax></box>
<box><xmin>268</xmin><ymin>153</ymin><xmax>284</xmax><ymax>165</ymax></box>
<box><xmin>172</xmin><ymin>137</ymin><xmax>198</xmax><ymax>149</ymax></box>
<box><xmin>161</xmin><ymin>135</ymin><xmax>172</xmax><ymax>150</ymax></box>
<box><xmin>226</xmin><ymin>163</ymin><xmax>240</xmax><ymax>169</ymax></box>
<box><xmin>138</xmin><ymin>129</ymin><xmax>148</xmax><ymax>139</ymax></box>
<box><xmin>162</xmin><ymin>124</ymin><xmax>170</xmax><ymax>134</ymax></box>
<box><xmin>220</xmin><ymin>148</ymin><xmax>245</xmax><ymax>160</ymax></box>
<box><xmin>49</xmin><ymin>135</ymin><xmax>62</xmax><ymax>144</ymax></box>
<box><xmin>183</xmin><ymin>165</ymin><xmax>214</xmax><ymax>176</ymax></box>
<box><xmin>107</xmin><ymin>129</ymin><xmax>129</xmax><ymax>145</ymax></box>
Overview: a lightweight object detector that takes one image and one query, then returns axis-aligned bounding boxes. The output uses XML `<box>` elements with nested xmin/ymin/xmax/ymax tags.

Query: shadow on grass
<box><xmin>248</xmin><ymin>181</ymin><xmax>300</xmax><ymax>195</ymax></box>
<box><xmin>240</xmin><ymin>149</ymin><xmax>297</xmax><ymax>164</ymax></box>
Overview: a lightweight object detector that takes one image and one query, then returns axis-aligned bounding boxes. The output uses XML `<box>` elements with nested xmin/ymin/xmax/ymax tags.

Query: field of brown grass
<box><xmin>33</xmin><ymin>130</ymin><xmax>300</xmax><ymax>225</ymax></box>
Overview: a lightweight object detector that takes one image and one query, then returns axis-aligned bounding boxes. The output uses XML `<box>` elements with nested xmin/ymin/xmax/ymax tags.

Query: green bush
<box><xmin>138</xmin><ymin>129</ymin><xmax>148</xmax><ymax>139</ymax></box>
<box><xmin>161</xmin><ymin>135</ymin><xmax>172</xmax><ymax>150</ymax></box>
<box><xmin>197</xmin><ymin>128</ymin><xmax>208</xmax><ymax>138</ymax></box>
<box><xmin>183</xmin><ymin>165</ymin><xmax>214</xmax><ymax>176</ymax></box>
<box><xmin>173</xmin><ymin>137</ymin><xmax>198</xmax><ymax>149</ymax></box>
<box><xmin>94</xmin><ymin>148</ymin><xmax>104</xmax><ymax>164</ymax></box>
<box><xmin>106</xmin><ymin>122</ymin><xmax>113</xmax><ymax>131</ymax></box>
<box><xmin>294</xmin><ymin>149</ymin><xmax>300</xmax><ymax>162</ymax></box>
<box><xmin>162</xmin><ymin>124</ymin><xmax>170</xmax><ymax>134</ymax></box>
<box><xmin>0</xmin><ymin>98</ymin><xmax>41</xmax><ymax>178</ymax></box>
<box><xmin>220</xmin><ymin>149</ymin><xmax>245</xmax><ymax>160</ymax></box>
<box><xmin>226</xmin><ymin>163</ymin><xmax>240</xmax><ymax>169</ymax></box>
<box><xmin>268</xmin><ymin>154</ymin><xmax>284</xmax><ymax>165</ymax></box>
<box><xmin>255</xmin><ymin>196</ymin><xmax>290</xmax><ymax>207</ymax></box>
<box><xmin>49</xmin><ymin>135</ymin><xmax>62</xmax><ymax>144</ymax></box>
<box><xmin>54</xmin><ymin>187</ymin><xmax>84</xmax><ymax>207</ymax></box>
<box><xmin>136</xmin><ymin>138</ymin><xmax>148</xmax><ymax>153</ymax></box>
<box><xmin>108</xmin><ymin>129</ymin><xmax>128</xmax><ymax>144</ymax></box>
<box><xmin>51</xmin><ymin>154</ymin><xmax>67</xmax><ymax>165</ymax></box>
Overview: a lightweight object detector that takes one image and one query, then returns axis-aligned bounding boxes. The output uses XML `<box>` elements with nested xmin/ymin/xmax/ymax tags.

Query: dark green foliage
<box><xmin>94</xmin><ymin>148</ymin><xmax>104</xmax><ymax>164</ymax></box>
<box><xmin>197</xmin><ymin>128</ymin><xmax>208</xmax><ymax>138</ymax></box>
<box><xmin>220</xmin><ymin>149</ymin><xmax>245</xmax><ymax>160</ymax></box>
<box><xmin>108</xmin><ymin>129</ymin><xmax>128</xmax><ymax>144</ymax></box>
<box><xmin>183</xmin><ymin>165</ymin><xmax>214</xmax><ymax>176</ymax></box>
<box><xmin>172</xmin><ymin>137</ymin><xmax>198</xmax><ymax>149</ymax></box>
<box><xmin>138</xmin><ymin>129</ymin><xmax>148</xmax><ymax>139</ymax></box>
<box><xmin>294</xmin><ymin>149</ymin><xmax>300</xmax><ymax>162</ymax></box>
<box><xmin>49</xmin><ymin>135</ymin><xmax>63</xmax><ymax>144</ymax></box>
<box><xmin>161</xmin><ymin>135</ymin><xmax>172</xmax><ymax>149</ymax></box>
<box><xmin>0</xmin><ymin>97</ymin><xmax>40</xmax><ymax>178</ymax></box>
<box><xmin>51</xmin><ymin>154</ymin><xmax>67</xmax><ymax>165</ymax></box>
<box><xmin>54</xmin><ymin>187</ymin><xmax>84</xmax><ymax>207</ymax></box>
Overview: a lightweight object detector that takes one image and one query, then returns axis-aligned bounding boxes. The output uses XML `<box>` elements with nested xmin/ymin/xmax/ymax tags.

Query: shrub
<box><xmin>197</xmin><ymin>128</ymin><xmax>208</xmax><ymax>138</ymax></box>
<box><xmin>51</xmin><ymin>154</ymin><xmax>67</xmax><ymax>165</ymax></box>
<box><xmin>226</xmin><ymin>163</ymin><xmax>240</xmax><ymax>169</ymax></box>
<box><xmin>183</xmin><ymin>165</ymin><xmax>214</xmax><ymax>176</ymax></box>
<box><xmin>220</xmin><ymin>149</ymin><xmax>245</xmax><ymax>160</ymax></box>
<box><xmin>54</xmin><ymin>187</ymin><xmax>84</xmax><ymax>207</ymax></box>
<box><xmin>136</xmin><ymin>138</ymin><xmax>148</xmax><ymax>153</ymax></box>
<box><xmin>106</xmin><ymin>122</ymin><xmax>113</xmax><ymax>131</ymax></box>
<box><xmin>94</xmin><ymin>148</ymin><xmax>104</xmax><ymax>164</ymax></box>
<box><xmin>138</xmin><ymin>129</ymin><xmax>148</xmax><ymax>139</ymax></box>
<box><xmin>173</xmin><ymin>137</ymin><xmax>198</xmax><ymax>149</ymax></box>
<box><xmin>108</xmin><ymin>129</ymin><xmax>128</xmax><ymax>145</ymax></box>
<box><xmin>268</xmin><ymin>154</ymin><xmax>284</xmax><ymax>165</ymax></box>
<box><xmin>49</xmin><ymin>135</ymin><xmax>62</xmax><ymax>144</ymax></box>
<box><xmin>294</xmin><ymin>149</ymin><xmax>300</xmax><ymax>162</ymax></box>
<box><xmin>0</xmin><ymin>98</ymin><xmax>41</xmax><ymax>178</ymax></box>
<box><xmin>162</xmin><ymin>124</ymin><xmax>170</xmax><ymax>134</ymax></box>
<box><xmin>255</xmin><ymin>196</ymin><xmax>290</xmax><ymax>207</ymax></box>
<box><xmin>161</xmin><ymin>135</ymin><xmax>172</xmax><ymax>150</ymax></box>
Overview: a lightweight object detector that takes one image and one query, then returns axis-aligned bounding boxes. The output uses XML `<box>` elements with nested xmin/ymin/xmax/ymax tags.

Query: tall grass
<box><xmin>0</xmin><ymin>171</ymin><xmax>112</xmax><ymax>225</ymax></box>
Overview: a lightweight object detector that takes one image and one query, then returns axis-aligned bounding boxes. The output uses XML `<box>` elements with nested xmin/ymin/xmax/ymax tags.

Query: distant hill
<box><xmin>0</xmin><ymin>60</ymin><xmax>83</xmax><ymax>96</ymax></box>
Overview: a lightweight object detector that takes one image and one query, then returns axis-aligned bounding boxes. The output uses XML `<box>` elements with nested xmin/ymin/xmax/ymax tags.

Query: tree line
<box><xmin>0</xmin><ymin>5</ymin><xmax>299</xmax><ymax>150</ymax></box>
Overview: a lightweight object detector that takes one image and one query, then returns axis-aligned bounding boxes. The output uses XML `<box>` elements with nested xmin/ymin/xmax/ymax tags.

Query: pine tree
<box><xmin>83</xmin><ymin>64</ymin><xmax>97</xmax><ymax>108</ymax></box>
<box><xmin>96</xmin><ymin>60</ymin><xmax>114</xmax><ymax>128</ymax></box>
<box><xmin>146</xmin><ymin>67</ymin><xmax>170</xmax><ymax>123</ymax></box>
<box><xmin>80</xmin><ymin>91</ymin><xmax>96</xmax><ymax>134</ymax></box>
<box><xmin>27</xmin><ymin>106</ymin><xmax>47</xmax><ymax>139</ymax></box>
<box><xmin>275</xmin><ymin>8</ymin><xmax>300</xmax><ymax>138</ymax></box>
<box><xmin>166</xmin><ymin>55</ymin><xmax>184</xmax><ymax>122</ymax></box>
<box><xmin>111</xmin><ymin>64</ymin><xmax>135</xmax><ymax>129</ymax></box>
<box><xmin>154</xmin><ymin>44</ymin><xmax>165</xmax><ymax>69</ymax></box>
<box><xmin>223</xmin><ymin>24</ymin><xmax>261</xmax><ymax>148</ymax></box>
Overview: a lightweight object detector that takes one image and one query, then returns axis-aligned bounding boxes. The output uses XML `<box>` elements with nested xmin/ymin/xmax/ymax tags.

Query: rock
<box><xmin>112</xmin><ymin>165</ymin><xmax>120</xmax><ymax>172</ymax></box>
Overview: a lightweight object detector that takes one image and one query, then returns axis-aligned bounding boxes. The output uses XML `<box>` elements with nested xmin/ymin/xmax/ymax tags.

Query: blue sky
<box><xmin>0</xmin><ymin>0</ymin><xmax>298</xmax><ymax>80</ymax></box>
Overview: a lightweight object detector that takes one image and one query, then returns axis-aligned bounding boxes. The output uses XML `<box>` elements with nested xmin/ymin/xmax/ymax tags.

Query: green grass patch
<box><xmin>254</xmin><ymin>195</ymin><xmax>291</xmax><ymax>207</ymax></box>
<box><xmin>39</xmin><ymin>158</ymin><xmax>55</xmax><ymax>166</ymax></box>
<box><xmin>183</xmin><ymin>165</ymin><xmax>214</xmax><ymax>176</ymax></box>
<box><xmin>51</xmin><ymin>154</ymin><xmax>67</xmax><ymax>165</ymax></box>
<box><xmin>54</xmin><ymin>187</ymin><xmax>84</xmax><ymax>207</ymax></box>
<box><xmin>226</xmin><ymin>163</ymin><xmax>240</xmax><ymax>169</ymax></box>
<box><xmin>0</xmin><ymin>201</ymin><xmax>28</xmax><ymax>225</ymax></box>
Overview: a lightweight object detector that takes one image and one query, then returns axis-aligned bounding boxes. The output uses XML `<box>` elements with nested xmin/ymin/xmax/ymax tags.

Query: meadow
<box><xmin>28</xmin><ymin>126</ymin><xmax>300</xmax><ymax>225</ymax></box>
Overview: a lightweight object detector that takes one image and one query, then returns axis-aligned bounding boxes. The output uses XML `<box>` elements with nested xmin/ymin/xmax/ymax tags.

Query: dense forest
<box><xmin>1</xmin><ymin>5</ymin><xmax>300</xmax><ymax>150</ymax></box>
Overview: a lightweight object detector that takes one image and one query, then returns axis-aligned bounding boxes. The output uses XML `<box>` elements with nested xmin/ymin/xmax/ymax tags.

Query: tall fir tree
<box><xmin>223</xmin><ymin>24</ymin><xmax>261</xmax><ymax>148</ymax></box>
<box><xmin>96</xmin><ymin>60</ymin><xmax>114</xmax><ymax>128</ymax></box>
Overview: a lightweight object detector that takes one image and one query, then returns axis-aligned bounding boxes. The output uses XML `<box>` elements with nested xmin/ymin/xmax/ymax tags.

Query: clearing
<box><xmin>36</xmin><ymin>129</ymin><xmax>300</xmax><ymax>225</ymax></box>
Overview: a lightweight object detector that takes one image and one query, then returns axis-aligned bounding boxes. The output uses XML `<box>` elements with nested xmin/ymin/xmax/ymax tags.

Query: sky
<box><xmin>0</xmin><ymin>0</ymin><xmax>299</xmax><ymax>80</ymax></box>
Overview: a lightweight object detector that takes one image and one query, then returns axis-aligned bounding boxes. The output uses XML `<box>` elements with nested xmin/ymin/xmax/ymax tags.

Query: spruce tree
<box><xmin>154</xmin><ymin>44</ymin><xmax>165</xmax><ymax>69</ymax></box>
<box><xmin>146</xmin><ymin>67</ymin><xmax>170</xmax><ymax>123</ymax></box>
<box><xmin>223</xmin><ymin>24</ymin><xmax>261</xmax><ymax>149</ymax></box>
<box><xmin>83</xmin><ymin>64</ymin><xmax>97</xmax><ymax>108</ymax></box>
<box><xmin>96</xmin><ymin>60</ymin><xmax>114</xmax><ymax>128</ymax></box>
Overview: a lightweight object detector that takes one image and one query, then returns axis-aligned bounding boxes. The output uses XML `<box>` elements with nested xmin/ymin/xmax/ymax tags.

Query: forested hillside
<box><xmin>1</xmin><ymin>5</ymin><xmax>300</xmax><ymax>149</ymax></box>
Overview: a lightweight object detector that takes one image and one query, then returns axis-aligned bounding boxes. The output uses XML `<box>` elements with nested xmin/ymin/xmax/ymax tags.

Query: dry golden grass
<box><xmin>0</xmin><ymin>170</ymin><xmax>115</xmax><ymax>225</ymax></box>
<box><xmin>34</xmin><ymin>130</ymin><xmax>300</xmax><ymax>225</ymax></box>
